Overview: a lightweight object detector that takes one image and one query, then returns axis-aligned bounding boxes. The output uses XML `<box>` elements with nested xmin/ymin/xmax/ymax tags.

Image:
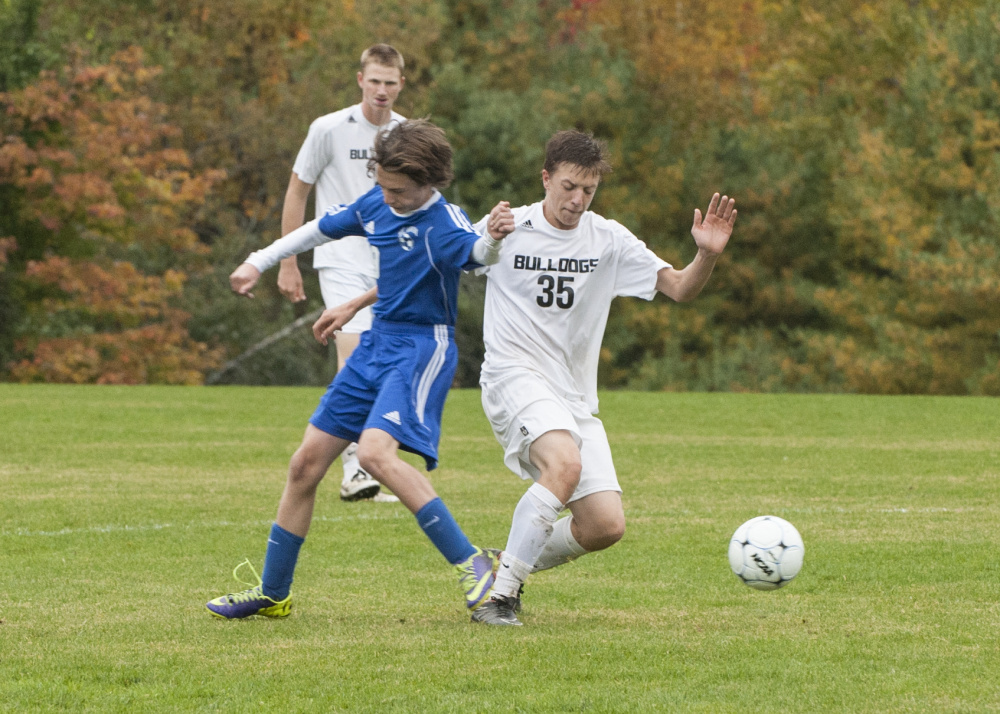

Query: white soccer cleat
<box><xmin>340</xmin><ymin>468</ymin><xmax>381</xmax><ymax>501</ymax></box>
<box><xmin>340</xmin><ymin>442</ymin><xmax>381</xmax><ymax>501</ymax></box>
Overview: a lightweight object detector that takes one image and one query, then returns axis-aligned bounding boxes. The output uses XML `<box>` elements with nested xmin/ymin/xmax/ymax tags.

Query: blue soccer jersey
<box><xmin>318</xmin><ymin>186</ymin><xmax>481</xmax><ymax>326</ymax></box>
<box><xmin>294</xmin><ymin>186</ymin><xmax>482</xmax><ymax>468</ymax></box>
<box><xmin>240</xmin><ymin>183</ymin><xmax>487</xmax><ymax>467</ymax></box>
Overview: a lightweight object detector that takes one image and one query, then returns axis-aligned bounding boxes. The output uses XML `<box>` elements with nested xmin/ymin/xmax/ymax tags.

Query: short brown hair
<box><xmin>368</xmin><ymin>119</ymin><xmax>454</xmax><ymax>189</ymax></box>
<box><xmin>361</xmin><ymin>44</ymin><xmax>404</xmax><ymax>72</ymax></box>
<box><xmin>543</xmin><ymin>130</ymin><xmax>612</xmax><ymax>177</ymax></box>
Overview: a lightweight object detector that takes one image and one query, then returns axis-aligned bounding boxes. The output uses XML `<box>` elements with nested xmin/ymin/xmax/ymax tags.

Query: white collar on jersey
<box><xmin>388</xmin><ymin>189</ymin><xmax>441</xmax><ymax>218</ymax></box>
<box><xmin>352</xmin><ymin>103</ymin><xmax>400</xmax><ymax>131</ymax></box>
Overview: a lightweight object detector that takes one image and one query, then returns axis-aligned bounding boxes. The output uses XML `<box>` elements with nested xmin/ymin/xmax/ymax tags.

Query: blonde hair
<box><xmin>360</xmin><ymin>44</ymin><xmax>404</xmax><ymax>72</ymax></box>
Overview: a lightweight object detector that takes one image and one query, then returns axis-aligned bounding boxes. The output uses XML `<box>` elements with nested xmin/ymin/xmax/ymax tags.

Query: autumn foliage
<box><xmin>0</xmin><ymin>47</ymin><xmax>223</xmax><ymax>383</ymax></box>
<box><xmin>1</xmin><ymin>1</ymin><xmax>998</xmax><ymax>394</ymax></box>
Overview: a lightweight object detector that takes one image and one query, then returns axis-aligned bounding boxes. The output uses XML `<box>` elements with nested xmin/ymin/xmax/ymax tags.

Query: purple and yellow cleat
<box><xmin>206</xmin><ymin>559</ymin><xmax>292</xmax><ymax>619</ymax></box>
<box><xmin>454</xmin><ymin>547</ymin><xmax>497</xmax><ymax>611</ymax></box>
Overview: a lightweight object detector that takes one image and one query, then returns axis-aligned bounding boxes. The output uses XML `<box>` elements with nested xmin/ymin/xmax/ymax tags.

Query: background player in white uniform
<box><xmin>472</xmin><ymin>130</ymin><xmax>738</xmax><ymax>625</ymax></box>
<box><xmin>277</xmin><ymin>44</ymin><xmax>406</xmax><ymax>502</ymax></box>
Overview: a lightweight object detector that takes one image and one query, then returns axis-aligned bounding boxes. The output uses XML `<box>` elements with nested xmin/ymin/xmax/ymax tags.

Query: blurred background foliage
<box><xmin>1</xmin><ymin>0</ymin><xmax>998</xmax><ymax>393</ymax></box>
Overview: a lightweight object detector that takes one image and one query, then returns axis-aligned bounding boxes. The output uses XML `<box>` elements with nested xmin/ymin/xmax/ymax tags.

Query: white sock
<box><xmin>342</xmin><ymin>442</ymin><xmax>360</xmax><ymax>483</ymax></box>
<box><xmin>532</xmin><ymin>515</ymin><xmax>587</xmax><ymax>573</ymax></box>
<box><xmin>494</xmin><ymin>483</ymin><xmax>563</xmax><ymax>598</ymax></box>
<box><xmin>493</xmin><ymin>552</ymin><xmax>532</xmax><ymax>599</ymax></box>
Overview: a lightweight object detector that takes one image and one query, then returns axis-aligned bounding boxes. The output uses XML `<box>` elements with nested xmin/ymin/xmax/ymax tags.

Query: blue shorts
<box><xmin>309</xmin><ymin>318</ymin><xmax>457</xmax><ymax>470</ymax></box>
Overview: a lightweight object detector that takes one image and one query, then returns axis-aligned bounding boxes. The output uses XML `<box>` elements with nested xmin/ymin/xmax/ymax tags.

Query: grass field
<box><xmin>1</xmin><ymin>384</ymin><xmax>999</xmax><ymax>712</ymax></box>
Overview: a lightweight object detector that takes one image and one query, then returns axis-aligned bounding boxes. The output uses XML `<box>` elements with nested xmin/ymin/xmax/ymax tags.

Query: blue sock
<box><xmin>261</xmin><ymin>523</ymin><xmax>304</xmax><ymax>600</ymax></box>
<box><xmin>416</xmin><ymin>498</ymin><xmax>477</xmax><ymax>565</ymax></box>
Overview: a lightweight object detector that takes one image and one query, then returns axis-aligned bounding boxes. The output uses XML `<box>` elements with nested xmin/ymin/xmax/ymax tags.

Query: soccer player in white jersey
<box><xmin>471</xmin><ymin>130</ymin><xmax>738</xmax><ymax>625</ymax></box>
<box><xmin>207</xmin><ymin>120</ymin><xmax>513</xmax><ymax>621</ymax></box>
<box><xmin>278</xmin><ymin>44</ymin><xmax>406</xmax><ymax>502</ymax></box>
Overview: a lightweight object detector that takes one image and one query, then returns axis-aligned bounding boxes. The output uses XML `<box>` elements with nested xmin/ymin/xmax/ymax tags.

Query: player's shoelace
<box><xmin>221</xmin><ymin>585</ymin><xmax>266</xmax><ymax>604</ymax></box>
<box><xmin>228</xmin><ymin>557</ymin><xmax>265</xmax><ymax>593</ymax></box>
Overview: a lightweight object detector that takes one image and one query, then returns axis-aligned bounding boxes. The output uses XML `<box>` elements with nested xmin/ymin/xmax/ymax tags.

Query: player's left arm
<box><xmin>655</xmin><ymin>193</ymin><xmax>737</xmax><ymax>302</ymax></box>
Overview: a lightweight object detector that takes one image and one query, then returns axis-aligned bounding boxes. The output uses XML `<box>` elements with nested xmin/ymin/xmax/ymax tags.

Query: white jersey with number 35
<box><xmin>476</xmin><ymin>202</ymin><xmax>670</xmax><ymax>414</ymax></box>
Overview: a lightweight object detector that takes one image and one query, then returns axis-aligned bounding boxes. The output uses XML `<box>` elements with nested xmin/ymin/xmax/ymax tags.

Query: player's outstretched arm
<box><xmin>230</xmin><ymin>263</ymin><xmax>262</xmax><ymax>299</ymax></box>
<box><xmin>313</xmin><ymin>287</ymin><xmax>378</xmax><ymax>345</ymax></box>
<box><xmin>656</xmin><ymin>193</ymin><xmax>737</xmax><ymax>302</ymax></box>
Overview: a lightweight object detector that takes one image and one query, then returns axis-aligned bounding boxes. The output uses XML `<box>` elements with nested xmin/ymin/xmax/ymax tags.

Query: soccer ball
<box><xmin>728</xmin><ymin>515</ymin><xmax>804</xmax><ymax>590</ymax></box>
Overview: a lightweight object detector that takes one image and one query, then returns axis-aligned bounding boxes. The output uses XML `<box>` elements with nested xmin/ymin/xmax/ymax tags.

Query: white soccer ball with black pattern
<box><xmin>728</xmin><ymin>515</ymin><xmax>804</xmax><ymax>590</ymax></box>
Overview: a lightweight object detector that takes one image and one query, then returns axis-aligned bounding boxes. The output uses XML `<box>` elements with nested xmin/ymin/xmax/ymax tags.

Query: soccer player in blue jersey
<box><xmin>207</xmin><ymin>119</ymin><xmax>514</xmax><ymax>620</ymax></box>
<box><xmin>277</xmin><ymin>44</ymin><xmax>407</xmax><ymax>502</ymax></box>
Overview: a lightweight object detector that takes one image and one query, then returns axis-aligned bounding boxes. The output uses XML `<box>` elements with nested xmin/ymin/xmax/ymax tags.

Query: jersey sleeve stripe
<box><xmin>445</xmin><ymin>203</ymin><xmax>476</xmax><ymax>234</ymax></box>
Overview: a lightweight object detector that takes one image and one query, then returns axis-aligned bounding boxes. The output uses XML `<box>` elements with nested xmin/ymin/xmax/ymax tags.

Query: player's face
<box><xmin>376</xmin><ymin>166</ymin><xmax>435</xmax><ymax>214</ymax></box>
<box><xmin>541</xmin><ymin>163</ymin><xmax>601</xmax><ymax>230</ymax></box>
<box><xmin>357</xmin><ymin>63</ymin><xmax>404</xmax><ymax>119</ymax></box>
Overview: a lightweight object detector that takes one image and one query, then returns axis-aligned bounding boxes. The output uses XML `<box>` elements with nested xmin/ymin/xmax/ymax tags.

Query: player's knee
<box><xmin>537</xmin><ymin>459</ymin><xmax>582</xmax><ymax>504</ymax></box>
<box><xmin>287</xmin><ymin>448</ymin><xmax>327</xmax><ymax>489</ymax></box>
<box><xmin>603</xmin><ymin>515</ymin><xmax>626</xmax><ymax>546</ymax></box>
<box><xmin>578</xmin><ymin>513</ymin><xmax>625</xmax><ymax>551</ymax></box>
<box><xmin>548</xmin><ymin>458</ymin><xmax>582</xmax><ymax>492</ymax></box>
<box><xmin>355</xmin><ymin>443</ymin><xmax>388</xmax><ymax>481</ymax></box>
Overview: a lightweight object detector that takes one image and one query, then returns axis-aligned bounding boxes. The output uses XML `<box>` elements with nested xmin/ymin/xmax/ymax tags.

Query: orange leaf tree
<box><xmin>0</xmin><ymin>47</ymin><xmax>224</xmax><ymax>383</ymax></box>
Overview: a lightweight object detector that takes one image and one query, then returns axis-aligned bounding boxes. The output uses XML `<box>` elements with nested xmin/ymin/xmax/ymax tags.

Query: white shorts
<box><xmin>480</xmin><ymin>372</ymin><xmax>621</xmax><ymax>503</ymax></box>
<box><xmin>318</xmin><ymin>266</ymin><xmax>376</xmax><ymax>334</ymax></box>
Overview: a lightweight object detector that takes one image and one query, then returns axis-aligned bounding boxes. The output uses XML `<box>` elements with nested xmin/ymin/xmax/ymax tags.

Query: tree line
<box><xmin>1</xmin><ymin>0</ymin><xmax>998</xmax><ymax>394</ymax></box>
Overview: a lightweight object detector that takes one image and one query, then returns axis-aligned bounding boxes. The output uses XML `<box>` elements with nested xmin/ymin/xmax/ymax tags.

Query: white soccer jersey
<box><xmin>292</xmin><ymin>104</ymin><xmax>405</xmax><ymax>276</ymax></box>
<box><xmin>476</xmin><ymin>202</ymin><xmax>671</xmax><ymax>414</ymax></box>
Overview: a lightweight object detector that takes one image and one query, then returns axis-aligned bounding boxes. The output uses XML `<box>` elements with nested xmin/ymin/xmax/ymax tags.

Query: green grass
<box><xmin>1</xmin><ymin>385</ymin><xmax>999</xmax><ymax>712</ymax></box>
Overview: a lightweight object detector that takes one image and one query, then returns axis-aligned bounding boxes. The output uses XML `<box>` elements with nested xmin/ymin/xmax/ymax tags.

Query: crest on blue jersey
<box><xmin>397</xmin><ymin>226</ymin><xmax>418</xmax><ymax>251</ymax></box>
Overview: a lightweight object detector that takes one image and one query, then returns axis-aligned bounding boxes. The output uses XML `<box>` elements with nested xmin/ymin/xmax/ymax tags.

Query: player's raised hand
<box><xmin>230</xmin><ymin>263</ymin><xmax>262</xmax><ymax>299</ymax></box>
<box><xmin>691</xmin><ymin>193</ymin><xmax>737</xmax><ymax>255</ymax></box>
<box><xmin>487</xmin><ymin>201</ymin><xmax>515</xmax><ymax>240</ymax></box>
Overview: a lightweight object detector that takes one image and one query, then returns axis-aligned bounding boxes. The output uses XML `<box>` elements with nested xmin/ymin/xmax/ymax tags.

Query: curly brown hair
<box><xmin>368</xmin><ymin>119</ymin><xmax>454</xmax><ymax>189</ymax></box>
